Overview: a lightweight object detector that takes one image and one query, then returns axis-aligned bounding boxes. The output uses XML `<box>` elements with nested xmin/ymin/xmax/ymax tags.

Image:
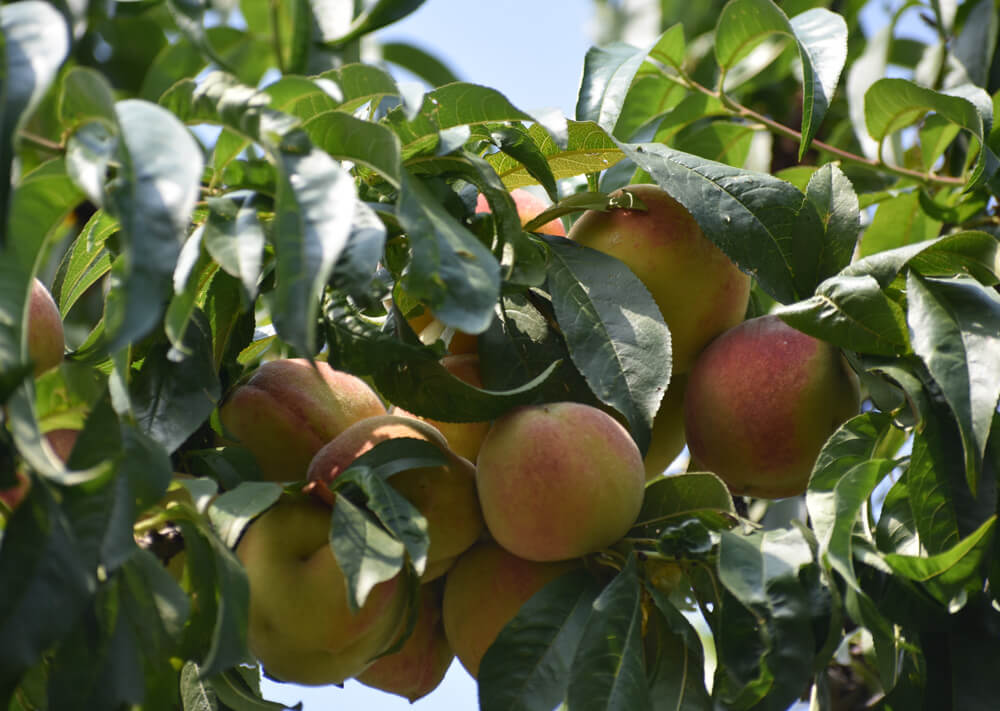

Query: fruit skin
<box><xmin>643</xmin><ymin>374</ymin><xmax>687</xmax><ymax>481</ymax></box>
<box><xmin>475</xmin><ymin>401</ymin><xmax>645</xmax><ymax>562</ymax></box>
<box><xmin>236</xmin><ymin>496</ymin><xmax>409</xmax><ymax>685</ymax></box>
<box><xmin>218</xmin><ymin>359</ymin><xmax>386</xmax><ymax>482</ymax></box>
<box><xmin>442</xmin><ymin>542</ymin><xmax>578</xmax><ymax>679</ymax></box>
<box><xmin>27</xmin><ymin>278</ymin><xmax>64</xmax><ymax>377</ymax></box>
<box><xmin>475</xmin><ymin>188</ymin><xmax>565</xmax><ymax>236</ymax></box>
<box><xmin>684</xmin><ymin>314</ymin><xmax>861</xmax><ymax>499</ymax></box>
<box><xmin>391</xmin><ymin>354</ymin><xmax>492</xmax><ymax>463</ymax></box>
<box><xmin>306</xmin><ymin>414</ymin><xmax>483</xmax><ymax>581</ymax></box>
<box><xmin>2</xmin><ymin>429</ymin><xmax>79</xmax><ymax>513</ymax></box>
<box><xmin>356</xmin><ymin>582</ymin><xmax>454</xmax><ymax>701</ymax></box>
<box><xmin>567</xmin><ymin>184</ymin><xmax>750</xmax><ymax>373</ymax></box>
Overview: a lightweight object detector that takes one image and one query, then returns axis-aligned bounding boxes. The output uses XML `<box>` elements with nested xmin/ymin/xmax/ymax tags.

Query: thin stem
<box><xmin>19</xmin><ymin>131</ymin><xmax>63</xmax><ymax>152</ymax></box>
<box><xmin>269</xmin><ymin>0</ymin><xmax>286</xmax><ymax>74</ymax></box>
<box><xmin>658</xmin><ymin>68</ymin><xmax>967</xmax><ymax>187</ymax></box>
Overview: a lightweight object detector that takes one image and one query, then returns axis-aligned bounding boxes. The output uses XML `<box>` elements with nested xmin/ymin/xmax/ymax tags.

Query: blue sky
<box><xmin>257</xmin><ymin>1</ymin><xmax>924</xmax><ymax>709</ymax></box>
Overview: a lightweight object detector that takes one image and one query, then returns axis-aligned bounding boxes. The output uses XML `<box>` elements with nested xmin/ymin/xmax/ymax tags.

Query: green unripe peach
<box><xmin>391</xmin><ymin>354</ymin><xmax>492</xmax><ymax>463</ymax></box>
<box><xmin>568</xmin><ymin>184</ymin><xmax>750</xmax><ymax>374</ymax></box>
<box><xmin>27</xmin><ymin>278</ymin><xmax>64</xmax><ymax>377</ymax></box>
<box><xmin>356</xmin><ymin>583</ymin><xmax>454</xmax><ymax>701</ymax></box>
<box><xmin>306</xmin><ymin>414</ymin><xmax>483</xmax><ymax>581</ymax></box>
<box><xmin>643</xmin><ymin>374</ymin><xmax>688</xmax><ymax>481</ymax></box>
<box><xmin>475</xmin><ymin>402</ymin><xmax>645</xmax><ymax>562</ymax></box>
<box><xmin>236</xmin><ymin>496</ymin><xmax>409</xmax><ymax>685</ymax></box>
<box><xmin>442</xmin><ymin>542</ymin><xmax>578</xmax><ymax>679</ymax></box>
<box><xmin>684</xmin><ymin>314</ymin><xmax>861</xmax><ymax>498</ymax></box>
<box><xmin>218</xmin><ymin>359</ymin><xmax>386</xmax><ymax>482</ymax></box>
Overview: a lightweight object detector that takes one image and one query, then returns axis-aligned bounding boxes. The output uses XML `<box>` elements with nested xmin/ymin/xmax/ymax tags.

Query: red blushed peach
<box><xmin>475</xmin><ymin>188</ymin><xmax>566</xmax><ymax>236</ymax></box>
<box><xmin>475</xmin><ymin>402</ymin><xmax>645</xmax><ymax>562</ymax></box>
<box><xmin>391</xmin><ymin>354</ymin><xmax>492</xmax><ymax>463</ymax></box>
<box><xmin>356</xmin><ymin>583</ymin><xmax>454</xmax><ymax>701</ymax></box>
<box><xmin>218</xmin><ymin>359</ymin><xmax>386</xmax><ymax>482</ymax></box>
<box><xmin>27</xmin><ymin>278</ymin><xmax>64</xmax><ymax>377</ymax></box>
<box><xmin>442</xmin><ymin>542</ymin><xmax>579</xmax><ymax>679</ymax></box>
<box><xmin>568</xmin><ymin>184</ymin><xmax>750</xmax><ymax>374</ymax></box>
<box><xmin>236</xmin><ymin>496</ymin><xmax>409</xmax><ymax>686</ymax></box>
<box><xmin>306</xmin><ymin>415</ymin><xmax>483</xmax><ymax>581</ymax></box>
<box><xmin>684</xmin><ymin>314</ymin><xmax>860</xmax><ymax>499</ymax></box>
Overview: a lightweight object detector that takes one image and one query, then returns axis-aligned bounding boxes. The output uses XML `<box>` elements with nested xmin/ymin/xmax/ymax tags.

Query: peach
<box><xmin>218</xmin><ymin>359</ymin><xmax>386</xmax><ymax>482</ymax></box>
<box><xmin>27</xmin><ymin>278</ymin><xmax>64</xmax><ymax>376</ymax></box>
<box><xmin>356</xmin><ymin>582</ymin><xmax>454</xmax><ymax>701</ymax></box>
<box><xmin>567</xmin><ymin>184</ymin><xmax>750</xmax><ymax>373</ymax></box>
<box><xmin>643</xmin><ymin>374</ymin><xmax>688</xmax><ymax>481</ymax></box>
<box><xmin>475</xmin><ymin>402</ymin><xmax>645</xmax><ymax>562</ymax></box>
<box><xmin>684</xmin><ymin>314</ymin><xmax>861</xmax><ymax>498</ymax></box>
<box><xmin>442</xmin><ymin>542</ymin><xmax>578</xmax><ymax>678</ymax></box>
<box><xmin>236</xmin><ymin>496</ymin><xmax>409</xmax><ymax>685</ymax></box>
<box><xmin>391</xmin><ymin>354</ymin><xmax>492</xmax><ymax>463</ymax></box>
<box><xmin>475</xmin><ymin>188</ymin><xmax>566</xmax><ymax>236</ymax></box>
<box><xmin>307</xmin><ymin>415</ymin><xmax>483</xmax><ymax>581</ymax></box>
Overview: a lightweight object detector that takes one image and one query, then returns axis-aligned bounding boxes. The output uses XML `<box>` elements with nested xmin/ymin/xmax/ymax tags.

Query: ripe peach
<box><xmin>475</xmin><ymin>402</ymin><xmax>645</xmax><ymax>562</ymax></box>
<box><xmin>307</xmin><ymin>415</ymin><xmax>483</xmax><ymax>581</ymax></box>
<box><xmin>391</xmin><ymin>354</ymin><xmax>492</xmax><ymax>463</ymax></box>
<box><xmin>475</xmin><ymin>188</ymin><xmax>565</xmax><ymax>236</ymax></box>
<box><xmin>236</xmin><ymin>496</ymin><xmax>409</xmax><ymax>685</ymax></box>
<box><xmin>356</xmin><ymin>583</ymin><xmax>453</xmax><ymax>701</ymax></box>
<box><xmin>684</xmin><ymin>314</ymin><xmax>861</xmax><ymax>498</ymax></box>
<box><xmin>27</xmin><ymin>278</ymin><xmax>64</xmax><ymax>376</ymax></box>
<box><xmin>218</xmin><ymin>359</ymin><xmax>386</xmax><ymax>482</ymax></box>
<box><xmin>442</xmin><ymin>542</ymin><xmax>578</xmax><ymax>678</ymax></box>
<box><xmin>567</xmin><ymin>184</ymin><xmax>750</xmax><ymax>373</ymax></box>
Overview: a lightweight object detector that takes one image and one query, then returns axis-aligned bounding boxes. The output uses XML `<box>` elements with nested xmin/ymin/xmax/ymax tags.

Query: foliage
<box><xmin>1</xmin><ymin>0</ymin><xmax>999</xmax><ymax>710</ymax></box>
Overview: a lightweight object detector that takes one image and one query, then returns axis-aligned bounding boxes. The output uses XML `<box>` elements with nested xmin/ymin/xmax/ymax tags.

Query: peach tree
<box><xmin>1</xmin><ymin>0</ymin><xmax>999</xmax><ymax>709</ymax></box>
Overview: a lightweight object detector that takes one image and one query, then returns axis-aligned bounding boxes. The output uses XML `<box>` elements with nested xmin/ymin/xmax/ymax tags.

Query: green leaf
<box><xmin>0</xmin><ymin>1</ymin><xmax>70</xmax><ymax>225</ymax></box>
<box><xmin>864</xmin><ymin>78</ymin><xmax>998</xmax><ymax>188</ymax></box>
<box><xmin>207</xmin><ymin>482</ymin><xmax>284</xmax><ymax>549</ymax></box>
<box><xmin>620</xmin><ymin>141</ymin><xmax>825</xmax><ymax>304</ymax></box>
<box><xmin>844</xmin><ymin>230</ymin><xmax>1000</xmax><ymax>287</ymax></box>
<box><xmin>203</xmin><ymin>192</ymin><xmax>266</xmax><ymax>300</ymax></box>
<box><xmin>323</xmin><ymin>0</ymin><xmax>426</xmax><ymax>47</ymax></box>
<box><xmin>329</xmin><ymin>495</ymin><xmax>408</xmax><ymax>612</ymax></box>
<box><xmin>673</xmin><ymin>121</ymin><xmax>755</xmax><ymax>168</ymax></box>
<box><xmin>318</xmin><ymin>63</ymin><xmax>400</xmax><ymax>112</ymax></box>
<box><xmin>632</xmin><ymin>472</ymin><xmax>736</xmax><ymax>538</ymax></box>
<box><xmin>53</xmin><ymin>210</ymin><xmax>117</xmax><ymax>318</ymax></box>
<box><xmin>103</xmin><ymin>100</ymin><xmax>205</xmax><ymax>350</ymax></box>
<box><xmin>576</xmin><ymin>42</ymin><xmax>647</xmax><ymax>134</ymax></box>
<box><xmin>396</xmin><ymin>171</ymin><xmax>500</xmax><ymax>335</ymax></box>
<box><xmin>545</xmin><ymin>237</ymin><xmax>671</xmax><ymax>454</ymax></box>
<box><xmin>479</xmin><ymin>570</ymin><xmax>603</xmax><ymax>711</ymax></box>
<box><xmin>488</xmin><ymin>120</ymin><xmax>623</xmax><ymax>188</ymax></box>
<box><xmin>804</xmin><ymin>163</ymin><xmax>860</xmax><ymax>279</ymax></box>
<box><xmin>906</xmin><ymin>274</ymin><xmax>1000</xmax><ymax>493</ymax></box>
<box><xmin>567</xmin><ymin>556</ymin><xmax>650</xmax><ymax>711</ymax></box>
<box><xmin>644</xmin><ymin>585</ymin><xmax>712</xmax><ymax>711</ymax></box>
<box><xmin>774</xmin><ymin>274</ymin><xmax>910</xmax><ymax>356</ymax></box>
<box><xmin>131</xmin><ymin>311</ymin><xmax>221</xmax><ymax>455</ymax></box>
<box><xmin>301</xmin><ymin>109</ymin><xmax>402</xmax><ymax>186</ymax></box>
<box><xmin>271</xmin><ymin>146</ymin><xmax>357</xmax><ymax>356</ymax></box>
<box><xmin>380</xmin><ymin>41</ymin><xmax>460</xmax><ymax>87</ymax></box>
<box><xmin>715</xmin><ymin>0</ymin><xmax>847</xmax><ymax>157</ymax></box>
<box><xmin>883</xmin><ymin>515</ymin><xmax>996</xmax><ymax>604</ymax></box>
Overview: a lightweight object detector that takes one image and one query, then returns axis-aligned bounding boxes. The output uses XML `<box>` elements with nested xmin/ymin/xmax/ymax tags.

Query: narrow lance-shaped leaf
<box><xmin>576</xmin><ymin>42</ymin><xmax>647</xmax><ymax>135</ymax></box>
<box><xmin>906</xmin><ymin>274</ymin><xmax>1000</xmax><ymax>494</ymax></box>
<box><xmin>715</xmin><ymin>0</ymin><xmax>847</xmax><ymax>157</ymax></box>
<box><xmin>103</xmin><ymin>100</ymin><xmax>204</xmax><ymax>350</ymax></box>
<box><xmin>545</xmin><ymin>236</ymin><xmax>671</xmax><ymax>455</ymax></box>
<box><xmin>566</xmin><ymin>556</ymin><xmax>651</xmax><ymax>711</ymax></box>
<box><xmin>0</xmin><ymin>1</ymin><xmax>70</xmax><ymax>229</ymax></box>
<box><xmin>479</xmin><ymin>570</ymin><xmax>603</xmax><ymax>711</ymax></box>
